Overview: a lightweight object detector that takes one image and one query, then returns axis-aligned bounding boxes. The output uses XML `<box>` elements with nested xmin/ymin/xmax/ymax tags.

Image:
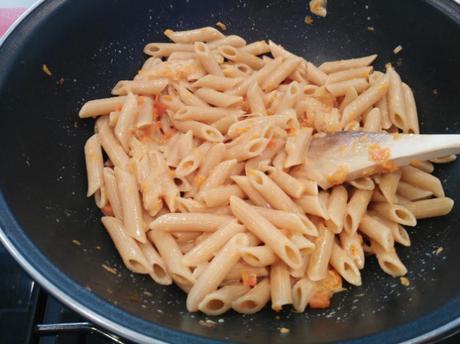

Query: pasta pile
<box><xmin>79</xmin><ymin>26</ymin><xmax>455</xmax><ymax>315</ymax></box>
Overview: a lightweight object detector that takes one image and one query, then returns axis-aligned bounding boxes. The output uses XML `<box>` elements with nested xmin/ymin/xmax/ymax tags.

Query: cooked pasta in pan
<box><xmin>79</xmin><ymin>26</ymin><xmax>454</xmax><ymax>315</ymax></box>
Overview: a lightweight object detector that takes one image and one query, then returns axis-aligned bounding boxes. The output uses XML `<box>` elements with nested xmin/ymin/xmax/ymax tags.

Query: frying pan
<box><xmin>0</xmin><ymin>0</ymin><xmax>459</xmax><ymax>343</ymax></box>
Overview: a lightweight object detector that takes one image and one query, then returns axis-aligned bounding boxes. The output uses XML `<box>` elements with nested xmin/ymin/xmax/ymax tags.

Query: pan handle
<box><xmin>35</xmin><ymin>322</ymin><xmax>126</xmax><ymax>343</ymax></box>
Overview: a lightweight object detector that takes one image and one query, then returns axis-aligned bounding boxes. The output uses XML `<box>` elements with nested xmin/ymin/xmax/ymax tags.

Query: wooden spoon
<box><xmin>302</xmin><ymin>131</ymin><xmax>460</xmax><ymax>189</ymax></box>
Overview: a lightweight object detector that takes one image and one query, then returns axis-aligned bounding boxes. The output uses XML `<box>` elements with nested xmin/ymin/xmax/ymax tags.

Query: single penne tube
<box><xmin>387</xmin><ymin>66</ymin><xmax>407</xmax><ymax>130</ymax></box>
<box><xmin>371</xmin><ymin>241</ymin><xmax>407</xmax><ymax>277</ymax></box>
<box><xmin>371</xmin><ymin>202</ymin><xmax>417</xmax><ymax>226</ymax></box>
<box><xmin>262</xmin><ymin>57</ymin><xmax>302</xmax><ymax>91</ymax></box>
<box><xmin>223</xmin><ymin>262</ymin><xmax>269</xmax><ymax>281</ymax></box>
<box><xmin>102</xmin><ymin>167</ymin><xmax>123</xmax><ymax>220</ymax></box>
<box><xmin>149</xmin><ymin>212</ymin><xmax>234</xmax><ymax>232</ymax></box>
<box><xmin>348</xmin><ymin>177</ymin><xmax>375</xmax><ymax>191</ymax></box>
<box><xmin>114</xmin><ymin>92</ymin><xmax>138</xmax><ymax>151</ymax></box>
<box><xmin>230</xmin><ymin>196</ymin><xmax>302</xmax><ymax>269</ymax></box>
<box><xmin>325</xmin><ymin>185</ymin><xmax>347</xmax><ymax>234</ymax></box>
<box><xmin>207</xmin><ymin>34</ymin><xmax>247</xmax><ymax>49</ymax></box>
<box><xmin>195</xmin><ymin>143</ymin><xmax>226</xmax><ymax>182</ymax></box>
<box><xmin>112</xmin><ymin>79</ymin><xmax>168</xmax><ymax>96</ymax></box>
<box><xmin>175</xmin><ymin>83</ymin><xmax>209</xmax><ymax>107</ymax></box>
<box><xmin>306</xmin><ymin>62</ymin><xmax>328</xmax><ymax>85</ymax></box>
<box><xmin>275</xmin><ymin>81</ymin><xmax>301</xmax><ymax>115</ymax></box>
<box><xmin>114</xmin><ymin>167</ymin><xmax>147</xmax><ymax>243</ymax></box>
<box><xmin>174</xmin><ymin>119</ymin><xmax>224</xmax><ymax>142</ymax></box>
<box><xmin>344</xmin><ymin>189</ymin><xmax>373</xmax><ymax>235</ymax></box>
<box><xmin>195</xmin><ymin>87</ymin><xmax>242</xmax><ymax>108</ymax></box>
<box><xmin>307</xmin><ymin>226</ymin><xmax>335</xmax><ymax>281</ymax></box>
<box><xmin>339</xmin><ymin>231</ymin><xmax>365</xmax><ymax>269</ymax></box>
<box><xmin>247</xmin><ymin>169</ymin><xmax>300</xmax><ymax>213</ymax></box>
<box><xmin>341</xmin><ymin>72</ymin><xmax>390</xmax><ymax>125</ymax></box>
<box><xmin>240</xmin><ymin>40</ymin><xmax>270</xmax><ymax>55</ymax></box>
<box><xmin>231</xmin><ymin>175</ymin><xmax>271</xmax><ymax>208</ymax></box>
<box><xmin>240</xmin><ymin>245</ymin><xmax>277</xmax><ymax>267</ymax></box>
<box><xmin>201</xmin><ymin>184</ymin><xmax>245</xmax><ymax>207</ymax></box>
<box><xmin>186</xmin><ymin>233</ymin><xmax>249</xmax><ymax>312</ymax></box>
<box><xmin>378</xmin><ymin>170</ymin><xmax>402</xmax><ymax>203</ymax></box>
<box><xmin>172</xmin><ymin>231</ymin><xmax>201</xmax><ymax>243</ymax></box>
<box><xmin>148</xmin><ymin>229</ymin><xmax>196</xmax><ymax>286</ymax></box>
<box><xmin>330</xmin><ymin>243</ymin><xmax>362</xmax><ymax>286</ymax></box>
<box><xmin>253</xmin><ymin>206</ymin><xmax>317</xmax><ymax>236</ymax></box>
<box><xmin>404</xmin><ymin>197</ymin><xmax>454</xmax><ymax>219</ymax></box>
<box><xmin>199</xmin><ymin>159</ymin><xmax>237</xmax><ymax>192</ymax></box>
<box><xmin>401</xmin><ymin>165</ymin><xmax>444</xmax><ymax>197</ymax></box>
<box><xmin>430</xmin><ymin>154</ymin><xmax>457</xmax><ymax>164</ymax></box>
<box><xmin>284</xmin><ymin>127</ymin><xmax>313</xmax><ymax>168</ymax></box>
<box><xmin>363</xmin><ymin>107</ymin><xmax>381</xmax><ymax>132</ymax></box>
<box><xmin>392</xmin><ymin>224</ymin><xmax>411</xmax><ymax>247</ymax></box>
<box><xmin>327</xmin><ymin>66</ymin><xmax>373</xmax><ymax>84</ymax></box>
<box><xmin>211</xmin><ymin>114</ymin><xmax>240</xmax><ymax>134</ymax></box>
<box><xmin>358</xmin><ymin>213</ymin><xmax>395</xmax><ymax>251</ymax></box>
<box><xmin>218</xmin><ymin>45</ymin><xmax>264</xmax><ymax>69</ymax></box>
<box><xmin>266</xmin><ymin>167</ymin><xmax>304</xmax><ymax>198</ymax></box>
<box><xmin>84</xmin><ymin>134</ymin><xmax>104</xmax><ymax>197</ymax></box>
<box><xmin>229</xmin><ymin>58</ymin><xmax>283</xmax><ymax>96</ymax></box>
<box><xmin>397</xmin><ymin>181</ymin><xmax>433</xmax><ymax>201</ymax></box>
<box><xmin>226</xmin><ymin>138</ymin><xmax>270</xmax><ymax>162</ymax></box>
<box><xmin>143</xmin><ymin>42</ymin><xmax>195</xmax><ymax>57</ymax></box>
<box><xmin>164</xmin><ymin>26</ymin><xmax>224</xmax><ymax>43</ymax></box>
<box><xmin>292</xmin><ymin>278</ymin><xmax>316</xmax><ymax>312</ymax></box>
<box><xmin>410</xmin><ymin>159</ymin><xmax>434</xmax><ymax>173</ymax></box>
<box><xmin>339</xmin><ymin>87</ymin><xmax>358</xmax><ymax>112</ymax></box>
<box><xmin>95</xmin><ymin>118</ymin><xmax>130</xmax><ymax>170</ymax></box>
<box><xmin>175</xmin><ymin>142</ymin><xmax>211</xmax><ymax>177</ymax></box>
<box><xmin>319</xmin><ymin>54</ymin><xmax>377</xmax><ymax>73</ymax></box>
<box><xmin>402</xmin><ymin>82</ymin><xmax>420</xmax><ymax>134</ymax></box>
<box><xmin>194</xmin><ymin>42</ymin><xmax>224</xmax><ymax>76</ymax></box>
<box><xmin>198</xmin><ymin>284</ymin><xmax>250</xmax><ymax>316</ymax></box>
<box><xmin>325</xmin><ymin>78</ymin><xmax>369</xmax><ymax>97</ymax></box>
<box><xmin>247</xmin><ymin>81</ymin><xmax>267</xmax><ymax>115</ymax></box>
<box><xmin>232</xmin><ymin>278</ymin><xmax>270</xmax><ymax>314</ymax></box>
<box><xmin>101</xmin><ymin>216</ymin><xmax>152</xmax><ymax>274</ymax></box>
<box><xmin>182</xmin><ymin>221</ymin><xmax>245</xmax><ymax>267</ymax></box>
<box><xmin>174</xmin><ymin>106</ymin><xmax>244</xmax><ymax>123</ymax></box>
<box><xmin>227</xmin><ymin>113</ymin><xmax>299</xmax><ymax>139</ymax></box>
<box><xmin>191</xmin><ymin>75</ymin><xmax>241</xmax><ymax>91</ymax></box>
<box><xmin>289</xmin><ymin>233</ymin><xmax>315</xmax><ymax>255</ymax></box>
<box><xmin>136</xmin><ymin>97</ymin><xmax>154</xmax><ymax>128</ymax></box>
<box><xmin>79</xmin><ymin>96</ymin><xmax>126</xmax><ymax>118</ymax></box>
<box><xmin>297</xmin><ymin>195</ymin><xmax>329</xmax><ymax>219</ymax></box>
<box><xmin>138</xmin><ymin>241</ymin><xmax>173</xmax><ymax>285</ymax></box>
<box><xmin>270</xmin><ymin>260</ymin><xmax>292</xmax><ymax>311</ymax></box>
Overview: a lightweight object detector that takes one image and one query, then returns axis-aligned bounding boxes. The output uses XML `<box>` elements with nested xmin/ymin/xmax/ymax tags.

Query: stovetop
<box><xmin>0</xmin><ymin>241</ymin><xmax>458</xmax><ymax>344</ymax></box>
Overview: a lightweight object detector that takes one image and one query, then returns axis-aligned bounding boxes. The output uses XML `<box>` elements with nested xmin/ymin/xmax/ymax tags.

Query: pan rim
<box><xmin>0</xmin><ymin>0</ymin><xmax>460</xmax><ymax>343</ymax></box>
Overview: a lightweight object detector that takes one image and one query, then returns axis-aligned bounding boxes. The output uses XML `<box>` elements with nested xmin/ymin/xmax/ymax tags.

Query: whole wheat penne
<box><xmin>371</xmin><ymin>241</ymin><xmax>407</xmax><ymax>277</ymax></box>
<box><xmin>378</xmin><ymin>170</ymin><xmax>402</xmax><ymax>204</ymax></box>
<box><xmin>402</xmin><ymin>82</ymin><xmax>420</xmax><ymax>134</ymax></box>
<box><xmin>397</xmin><ymin>181</ymin><xmax>433</xmax><ymax>201</ymax></box>
<box><xmin>387</xmin><ymin>66</ymin><xmax>407</xmax><ymax>130</ymax></box>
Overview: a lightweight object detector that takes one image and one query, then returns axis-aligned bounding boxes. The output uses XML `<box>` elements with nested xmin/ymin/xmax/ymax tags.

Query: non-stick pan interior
<box><xmin>0</xmin><ymin>0</ymin><xmax>459</xmax><ymax>343</ymax></box>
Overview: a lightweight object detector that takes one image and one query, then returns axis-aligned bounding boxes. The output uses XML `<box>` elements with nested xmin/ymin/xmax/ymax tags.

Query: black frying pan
<box><xmin>0</xmin><ymin>0</ymin><xmax>460</xmax><ymax>343</ymax></box>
